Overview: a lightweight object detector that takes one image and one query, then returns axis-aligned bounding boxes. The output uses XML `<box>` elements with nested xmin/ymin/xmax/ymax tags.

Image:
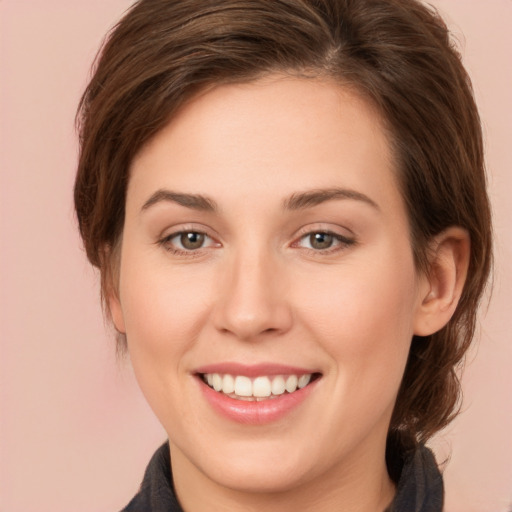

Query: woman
<box><xmin>74</xmin><ymin>0</ymin><xmax>492</xmax><ymax>510</ymax></box>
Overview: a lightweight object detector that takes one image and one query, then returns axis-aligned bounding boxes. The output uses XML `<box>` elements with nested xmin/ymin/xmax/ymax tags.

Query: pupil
<box><xmin>181</xmin><ymin>232</ymin><xmax>204</xmax><ymax>250</ymax></box>
<box><xmin>311</xmin><ymin>232</ymin><xmax>333</xmax><ymax>249</ymax></box>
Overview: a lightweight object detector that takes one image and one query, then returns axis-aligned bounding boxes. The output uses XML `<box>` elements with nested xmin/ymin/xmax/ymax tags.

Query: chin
<box><xmin>172</xmin><ymin>433</ymin><xmax>323</xmax><ymax>495</ymax></box>
<box><xmin>205</xmin><ymin>457</ymin><xmax>313</xmax><ymax>494</ymax></box>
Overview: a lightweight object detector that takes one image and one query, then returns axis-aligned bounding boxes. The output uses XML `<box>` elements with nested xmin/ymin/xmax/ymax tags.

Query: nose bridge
<box><xmin>213</xmin><ymin>242</ymin><xmax>291</xmax><ymax>340</ymax></box>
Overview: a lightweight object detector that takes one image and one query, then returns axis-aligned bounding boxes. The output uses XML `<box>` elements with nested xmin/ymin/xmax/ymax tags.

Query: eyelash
<box><xmin>158</xmin><ymin>230</ymin><xmax>219</xmax><ymax>256</ymax></box>
<box><xmin>292</xmin><ymin>230</ymin><xmax>356</xmax><ymax>254</ymax></box>
<box><xmin>158</xmin><ymin>229</ymin><xmax>356</xmax><ymax>257</ymax></box>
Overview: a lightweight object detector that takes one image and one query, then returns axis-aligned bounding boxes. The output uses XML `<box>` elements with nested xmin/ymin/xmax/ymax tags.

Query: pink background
<box><xmin>1</xmin><ymin>1</ymin><xmax>511</xmax><ymax>510</ymax></box>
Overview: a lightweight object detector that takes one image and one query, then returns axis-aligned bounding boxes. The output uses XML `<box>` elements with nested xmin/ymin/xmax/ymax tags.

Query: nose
<box><xmin>212</xmin><ymin>249</ymin><xmax>293</xmax><ymax>341</ymax></box>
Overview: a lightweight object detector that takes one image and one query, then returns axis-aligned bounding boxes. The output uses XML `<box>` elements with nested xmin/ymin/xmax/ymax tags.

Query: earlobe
<box><xmin>413</xmin><ymin>227</ymin><xmax>470</xmax><ymax>336</ymax></box>
<box><xmin>109</xmin><ymin>291</ymin><xmax>126</xmax><ymax>334</ymax></box>
<box><xmin>101</xmin><ymin>242</ymin><xmax>126</xmax><ymax>334</ymax></box>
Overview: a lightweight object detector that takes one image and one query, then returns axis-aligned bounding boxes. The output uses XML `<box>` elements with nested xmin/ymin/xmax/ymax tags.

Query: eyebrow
<box><xmin>283</xmin><ymin>188</ymin><xmax>380</xmax><ymax>211</ymax></box>
<box><xmin>141</xmin><ymin>189</ymin><xmax>218</xmax><ymax>212</ymax></box>
<box><xmin>141</xmin><ymin>186</ymin><xmax>379</xmax><ymax>214</ymax></box>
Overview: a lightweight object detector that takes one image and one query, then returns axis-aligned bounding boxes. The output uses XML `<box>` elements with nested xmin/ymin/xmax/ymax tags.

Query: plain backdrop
<box><xmin>1</xmin><ymin>1</ymin><xmax>511</xmax><ymax>511</ymax></box>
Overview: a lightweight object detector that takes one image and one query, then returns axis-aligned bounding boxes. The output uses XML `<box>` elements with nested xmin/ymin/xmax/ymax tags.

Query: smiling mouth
<box><xmin>200</xmin><ymin>373</ymin><xmax>321</xmax><ymax>401</ymax></box>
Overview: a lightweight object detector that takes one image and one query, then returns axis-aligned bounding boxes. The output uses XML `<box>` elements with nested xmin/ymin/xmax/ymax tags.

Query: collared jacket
<box><xmin>120</xmin><ymin>442</ymin><xmax>443</xmax><ymax>512</ymax></box>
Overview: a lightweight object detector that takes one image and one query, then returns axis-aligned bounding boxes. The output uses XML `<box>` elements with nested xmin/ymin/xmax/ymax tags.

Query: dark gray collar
<box><xmin>121</xmin><ymin>442</ymin><xmax>443</xmax><ymax>512</ymax></box>
<box><xmin>386</xmin><ymin>444</ymin><xmax>444</xmax><ymax>512</ymax></box>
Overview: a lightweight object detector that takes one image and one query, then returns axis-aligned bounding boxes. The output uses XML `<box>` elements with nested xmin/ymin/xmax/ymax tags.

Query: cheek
<box><xmin>118</xmin><ymin>251</ymin><xmax>214</xmax><ymax>359</ymax></box>
<box><xmin>296</xmin><ymin>256</ymin><xmax>418</xmax><ymax>382</ymax></box>
<box><xmin>117</xmin><ymin>251</ymin><xmax>217</xmax><ymax>424</ymax></box>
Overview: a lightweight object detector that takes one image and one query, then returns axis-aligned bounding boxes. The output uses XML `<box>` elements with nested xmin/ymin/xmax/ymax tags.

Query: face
<box><xmin>111</xmin><ymin>76</ymin><xmax>429</xmax><ymax>496</ymax></box>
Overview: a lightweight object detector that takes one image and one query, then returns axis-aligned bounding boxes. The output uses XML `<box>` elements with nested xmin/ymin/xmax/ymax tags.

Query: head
<box><xmin>75</xmin><ymin>0</ymin><xmax>491</xmax><ymax>478</ymax></box>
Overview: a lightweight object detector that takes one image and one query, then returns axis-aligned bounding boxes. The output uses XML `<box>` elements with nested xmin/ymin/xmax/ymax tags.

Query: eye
<box><xmin>177</xmin><ymin>232</ymin><xmax>206</xmax><ymax>250</ymax></box>
<box><xmin>160</xmin><ymin>230</ymin><xmax>218</xmax><ymax>253</ymax></box>
<box><xmin>305</xmin><ymin>232</ymin><xmax>336</xmax><ymax>250</ymax></box>
<box><xmin>295</xmin><ymin>231</ymin><xmax>355</xmax><ymax>252</ymax></box>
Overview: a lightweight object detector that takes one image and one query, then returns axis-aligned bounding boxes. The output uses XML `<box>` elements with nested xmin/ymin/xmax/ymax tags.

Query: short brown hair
<box><xmin>74</xmin><ymin>0</ymin><xmax>492</xmax><ymax>453</ymax></box>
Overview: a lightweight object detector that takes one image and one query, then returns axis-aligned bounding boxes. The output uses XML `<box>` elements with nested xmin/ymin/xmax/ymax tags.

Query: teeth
<box><xmin>202</xmin><ymin>372</ymin><xmax>314</xmax><ymax>399</ymax></box>
<box><xmin>298</xmin><ymin>374</ymin><xmax>311</xmax><ymax>388</ymax></box>
<box><xmin>285</xmin><ymin>375</ymin><xmax>298</xmax><ymax>393</ymax></box>
<box><xmin>271</xmin><ymin>376</ymin><xmax>286</xmax><ymax>395</ymax></box>
<box><xmin>222</xmin><ymin>374</ymin><xmax>235</xmax><ymax>394</ymax></box>
<box><xmin>234</xmin><ymin>376</ymin><xmax>252</xmax><ymax>397</ymax></box>
<box><xmin>253</xmin><ymin>376</ymin><xmax>271</xmax><ymax>398</ymax></box>
<box><xmin>212</xmin><ymin>373</ymin><xmax>223</xmax><ymax>392</ymax></box>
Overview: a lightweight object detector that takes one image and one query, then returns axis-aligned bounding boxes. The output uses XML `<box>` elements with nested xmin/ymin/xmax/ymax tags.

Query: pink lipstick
<box><xmin>194</xmin><ymin>363</ymin><xmax>320</xmax><ymax>425</ymax></box>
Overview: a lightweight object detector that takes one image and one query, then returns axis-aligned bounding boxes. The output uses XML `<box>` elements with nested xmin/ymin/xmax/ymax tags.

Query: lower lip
<box><xmin>197</xmin><ymin>377</ymin><xmax>319</xmax><ymax>425</ymax></box>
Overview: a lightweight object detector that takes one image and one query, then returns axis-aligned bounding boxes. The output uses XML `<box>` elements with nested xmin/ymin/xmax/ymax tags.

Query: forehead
<box><xmin>127</xmin><ymin>76</ymin><xmax>402</xmax><ymax>218</ymax></box>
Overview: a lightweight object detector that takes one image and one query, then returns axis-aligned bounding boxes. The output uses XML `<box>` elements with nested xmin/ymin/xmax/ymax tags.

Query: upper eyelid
<box><xmin>294</xmin><ymin>231</ymin><xmax>354</xmax><ymax>246</ymax></box>
<box><xmin>292</xmin><ymin>223</ymin><xmax>356</xmax><ymax>240</ymax></box>
<box><xmin>299</xmin><ymin>229</ymin><xmax>352</xmax><ymax>239</ymax></box>
<box><xmin>162</xmin><ymin>229</ymin><xmax>217</xmax><ymax>244</ymax></box>
<box><xmin>159</xmin><ymin>223</ymin><xmax>216</xmax><ymax>240</ymax></box>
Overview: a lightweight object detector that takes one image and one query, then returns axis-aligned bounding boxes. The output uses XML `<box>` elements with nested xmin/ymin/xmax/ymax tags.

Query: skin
<box><xmin>110</xmin><ymin>76</ymin><xmax>469</xmax><ymax>511</ymax></box>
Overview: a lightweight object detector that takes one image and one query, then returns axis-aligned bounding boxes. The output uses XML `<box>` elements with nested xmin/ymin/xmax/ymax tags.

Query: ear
<box><xmin>108</xmin><ymin>289</ymin><xmax>126</xmax><ymax>334</ymax></box>
<box><xmin>413</xmin><ymin>227</ymin><xmax>470</xmax><ymax>336</ymax></box>
<box><xmin>102</xmin><ymin>243</ymin><xmax>126</xmax><ymax>334</ymax></box>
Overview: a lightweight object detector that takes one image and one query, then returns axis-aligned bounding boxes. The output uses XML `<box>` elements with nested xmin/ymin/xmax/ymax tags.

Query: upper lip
<box><xmin>194</xmin><ymin>362</ymin><xmax>320</xmax><ymax>377</ymax></box>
